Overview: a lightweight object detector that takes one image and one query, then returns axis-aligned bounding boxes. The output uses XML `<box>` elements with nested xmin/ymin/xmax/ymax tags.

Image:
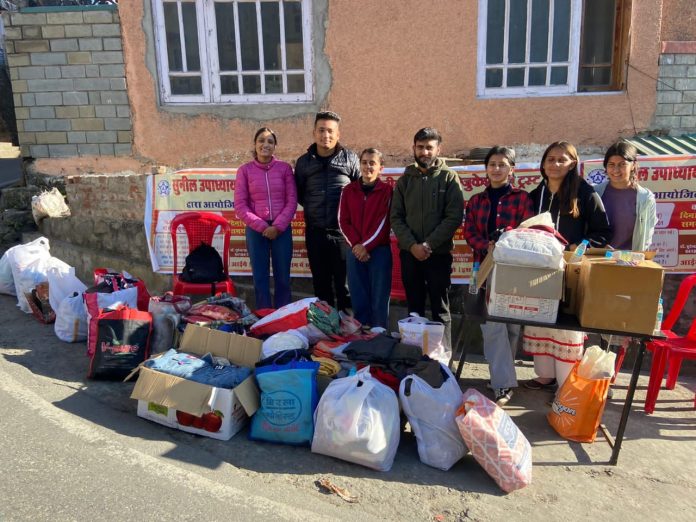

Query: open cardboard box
<box><xmin>477</xmin><ymin>250</ymin><xmax>564</xmax><ymax>324</ymax></box>
<box><xmin>130</xmin><ymin>324</ymin><xmax>262</xmax><ymax>441</ymax></box>
<box><xmin>576</xmin><ymin>257</ymin><xmax>664</xmax><ymax>335</ymax></box>
<box><xmin>562</xmin><ymin>249</ymin><xmax>656</xmax><ymax>315</ymax></box>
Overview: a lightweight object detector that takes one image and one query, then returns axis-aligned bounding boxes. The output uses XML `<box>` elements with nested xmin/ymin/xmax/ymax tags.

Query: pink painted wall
<box><xmin>661</xmin><ymin>0</ymin><xmax>696</xmax><ymax>41</ymax></box>
<box><xmin>119</xmin><ymin>1</ymin><xmax>663</xmax><ymax>166</ymax></box>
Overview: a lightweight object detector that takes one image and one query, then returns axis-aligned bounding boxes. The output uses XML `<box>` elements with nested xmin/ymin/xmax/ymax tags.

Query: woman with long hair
<box><xmin>522</xmin><ymin>141</ymin><xmax>611</xmax><ymax>389</ymax></box>
<box><xmin>234</xmin><ymin>127</ymin><xmax>297</xmax><ymax>309</ymax></box>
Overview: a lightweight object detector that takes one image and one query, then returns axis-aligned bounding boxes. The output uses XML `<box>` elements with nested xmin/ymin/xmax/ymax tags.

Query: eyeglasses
<box><xmin>487</xmin><ymin>163</ymin><xmax>511</xmax><ymax>170</ymax></box>
<box><xmin>606</xmin><ymin>161</ymin><xmax>632</xmax><ymax>170</ymax></box>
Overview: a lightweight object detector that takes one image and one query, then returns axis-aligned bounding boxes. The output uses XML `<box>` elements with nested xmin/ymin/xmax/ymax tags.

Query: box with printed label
<box><xmin>485</xmin><ymin>263</ymin><xmax>564</xmax><ymax>324</ymax></box>
<box><xmin>577</xmin><ymin>258</ymin><xmax>664</xmax><ymax>335</ymax></box>
<box><xmin>130</xmin><ymin>324</ymin><xmax>262</xmax><ymax>441</ymax></box>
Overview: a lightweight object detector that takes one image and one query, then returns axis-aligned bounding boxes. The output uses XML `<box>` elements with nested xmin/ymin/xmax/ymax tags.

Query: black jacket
<box><xmin>295</xmin><ymin>143</ymin><xmax>360</xmax><ymax>229</ymax></box>
<box><xmin>529</xmin><ymin>177</ymin><xmax>611</xmax><ymax>248</ymax></box>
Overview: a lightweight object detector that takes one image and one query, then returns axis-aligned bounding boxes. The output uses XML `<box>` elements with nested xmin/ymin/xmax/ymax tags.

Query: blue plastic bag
<box><xmin>249</xmin><ymin>361</ymin><xmax>320</xmax><ymax>445</ymax></box>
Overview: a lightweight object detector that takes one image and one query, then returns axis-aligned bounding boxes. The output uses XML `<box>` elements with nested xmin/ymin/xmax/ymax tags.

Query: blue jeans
<box><xmin>245</xmin><ymin>226</ymin><xmax>293</xmax><ymax>309</ymax></box>
<box><xmin>346</xmin><ymin>244</ymin><xmax>392</xmax><ymax>328</ymax></box>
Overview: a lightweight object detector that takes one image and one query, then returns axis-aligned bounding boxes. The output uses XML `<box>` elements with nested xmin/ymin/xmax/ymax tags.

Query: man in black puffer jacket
<box><xmin>295</xmin><ymin>111</ymin><xmax>360</xmax><ymax>311</ymax></box>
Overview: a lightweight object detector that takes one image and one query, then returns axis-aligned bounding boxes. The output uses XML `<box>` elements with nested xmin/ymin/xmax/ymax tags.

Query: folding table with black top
<box><xmin>451</xmin><ymin>291</ymin><xmax>664</xmax><ymax>465</ymax></box>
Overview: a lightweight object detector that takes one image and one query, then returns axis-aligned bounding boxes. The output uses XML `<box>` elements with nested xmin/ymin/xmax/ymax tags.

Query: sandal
<box><xmin>523</xmin><ymin>378</ymin><xmax>557</xmax><ymax>390</ymax></box>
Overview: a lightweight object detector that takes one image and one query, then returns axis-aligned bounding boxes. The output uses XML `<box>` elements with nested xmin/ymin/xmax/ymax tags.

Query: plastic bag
<box><xmin>15</xmin><ymin>255</ymin><xmax>71</xmax><ymax>313</ymax></box>
<box><xmin>399</xmin><ymin>364</ymin><xmax>466</xmax><ymax>470</ymax></box>
<box><xmin>31</xmin><ymin>187</ymin><xmax>70</xmax><ymax>223</ymax></box>
<box><xmin>0</xmin><ymin>251</ymin><xmax>15</xmax><ymax>295</ymax></box>
<box><xmin>577</xmin><ymin>345</ymin><xmax>616</xmax><ymax>380</ymax></box>
<box><xmin>261</xmin><ymin>330</ymin><xmax>309</xmax><ymax>359</ymax></box>
<box><xmin>5</xmin><ymin>237</ymin><xmax>51</xmax><ymax>303</ymax></box>
<box><xmin>312</xmin><ymin>366</ymin><xmax>400</xmax><ymax>471</ymax></box>
<box><xmin>455</xmin><ymin>388</ymin><xmax>532</xmax><ymax>493</ymax></box>
<box><xmin>493</xmin><ymin>227</ymin><xmax>565</xmax><ymax>269</ymax></box>
<box><xmin>250</xmin><ymin>361</ymin><xmax>320</xmax><ymax>445</ymax></box>
<box><xmin>250</xmin><ymin>297</ymin><xmax>317</xmax><ymax>336</ymax></box>
<box><xmin>397</xmin><ymin>314</ymin><xmax>451</xmax><ymax>365</ymax></box>
<box><xmin>548</xmin><ymin>362</ymin><xmax>610</xmax><ymax>443</ymax></box>
<box><xmin>54</xmin><ymin>293</ymin><xmax>88</xmax><ymax>342</ymax></box>
<box><xmin>47</xmin><ymin>266</ymin><xmax>87</xmax><ymax>313</ymax></box>
<box><xmin>148</xmin><ymin>293</ymin><xmax>191</xmax><ymax>353</ymax></box>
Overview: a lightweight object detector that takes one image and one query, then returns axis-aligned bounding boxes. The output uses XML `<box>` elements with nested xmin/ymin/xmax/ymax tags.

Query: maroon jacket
<box><xmin>338</xmin><ymin>179</ymin><xmax>393</xmax><ymax>251</ymax></box>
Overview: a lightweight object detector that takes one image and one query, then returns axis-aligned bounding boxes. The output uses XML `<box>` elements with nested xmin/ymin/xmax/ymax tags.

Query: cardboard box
<box><xmin>131</xmin><ymin>324</ymin><xmax>262</xmax><ymax>440</ymax></box>
<box><xmin>484</xmin><ymin>262</ymin><xmax>564</xmax><ymax>324</ymax></box>
<box><xmin>577</xmin><ymin>258</ymin><xmax>664</xmax><ymax>335</ymax></box>
<box><xmin>562</xmin><ymin>250</ymin><xmax>657</xmax><ymax>315</ymax></box>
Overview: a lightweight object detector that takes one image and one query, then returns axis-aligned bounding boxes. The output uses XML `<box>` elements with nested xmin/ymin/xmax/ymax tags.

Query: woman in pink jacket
<box><xmin>234</xmin><ymin>128</ymin><xmax>297</xmax><ymax>309</ymax></box>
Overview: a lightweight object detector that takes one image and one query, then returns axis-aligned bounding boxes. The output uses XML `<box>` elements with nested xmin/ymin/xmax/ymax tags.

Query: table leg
<box><xmin>455</xmin><ymin>321</ymin><xmax>473</xmax><ymax>380</ymax></box>
<box><xmin>610</xmin><ymin>338</ymin><xmax>646</xmax><ymax>465</ymax></box>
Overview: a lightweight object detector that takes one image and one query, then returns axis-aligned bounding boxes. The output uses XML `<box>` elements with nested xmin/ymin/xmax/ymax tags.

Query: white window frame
<box><xmin>152</xmin><ymin>0</ymin><xmax>314</xmax><ymax>105</ymax></box>
<box><xmin>476</xmin><ymin>0</ymin><xmax>583</xmax><ymax>98</ymax></box>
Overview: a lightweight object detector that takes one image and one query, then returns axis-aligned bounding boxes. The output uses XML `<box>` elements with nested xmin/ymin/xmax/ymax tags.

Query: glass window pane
<box><xmin>485</xmin><ymin>68</ymin><xmax>503</xmax><ymax>88</ymax></box>
<box><xmin>220</xmin><ymin>75</ymin><xmax>239</xmax><ymax>95</ymax></box>
<box><xmin>507</xmin><ymin>68</ymin><xmax>525</xmax><ymax>87</ymax></box>
<box><xmin>579</xmin><ymin>67</ymin><xmax>611</xmax><ymax>87</ymax></box>
<box><xmin>530</xmin><ymin>0</ymin><xmax>549</xmax><ymax>62</ymax></box>
<box><xmin>239</xmin><ymin>3</ymin><xmax>260</xmax><ymax>71</ymax></box>
<box><xmin>581</xmin><ymin>0</ymin><xmax>615</xmax><ymax>64</ymax></box>
<box><xmin>261</xmin><ymin>2</ymin><xmax>281</xmax><ymax>70</ymax></box>
<box><xmin>287</xmin><ymin>74</ymin><xmax>304</xmax><ymax>93</ymax></box>
<box><xmin>265</xmin><ymin>74</ymin><xmax>283</xmax><ymax>94</ymax></box>
<box><xmin>163</xmin><ymin>3</ymin><xmax>182</xmax><ymax>72</ymax></box>
<box><xmin>550</xmin><ymin>66</ymin><xmax>568</xmax><ymax>84</ymax></box>
<box><xmin>486</xmin><ymin>0</ymin><xmax>505</xmax><ymax>64</ymax></box>
<box><xmin>181</xmin><ymin>3</ymin><xmax>200</xmax><ymax>71</ymax></box>
<box><xmin>508</xmin><ymin>0</ymin><xmax>528</xmax><ymax>64</ymax></box>
<box><xmin>170</xmin><ymin>76</ymin><xmax>202</xmax><ymax>95</ymax></box>
<box><xmin>551</xmin><ymin>0</ymin><xmax>570</xmax><ymax>62</ymax></box>
<box><xmin>529</xmin><ymin>67</ymin><xmax>547</xmax><ymax>85</ymax></box>
<box><xmin>242</xmin><ymin>75</ymin><xmax>261</xmax><ymax>94</ymax></box>
<box><xmin>215</xmin><ymin>2</ymin><xmax>237</xmax><ymax>71</ymax></box>
<box><xmin>284</xmin><ymin>1</ymin><xmax>305</xmax><ymax>69</ymax></box>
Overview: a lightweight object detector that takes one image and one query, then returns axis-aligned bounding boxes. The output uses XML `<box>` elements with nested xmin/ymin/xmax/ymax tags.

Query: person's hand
<box><xmin>352</xmin><ymin>244</ymin><xmax>370</xmax><ymax>262</ymax></box>
<box><xmin>262</xmin><ymin>226</ymin><xmax>279</xmax><ymax>240</ymax></box>
<box><xmin>410</xmin><ymin>243</ymin><xmax>430</xmax><ymax>261</ymax></box>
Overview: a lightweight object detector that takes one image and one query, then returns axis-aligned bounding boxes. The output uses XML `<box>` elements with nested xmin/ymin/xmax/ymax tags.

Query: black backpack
<box><xmin>180</xmin><ymin>242</ymin><xmax>226</xmax><ymax>285</ymax></box>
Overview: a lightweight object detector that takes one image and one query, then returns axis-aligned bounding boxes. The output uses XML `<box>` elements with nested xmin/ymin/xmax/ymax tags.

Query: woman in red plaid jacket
<box><xmin>463</xmin><ymin>146</ymin><xmax>534</xmax><ymax>405</ymax></box>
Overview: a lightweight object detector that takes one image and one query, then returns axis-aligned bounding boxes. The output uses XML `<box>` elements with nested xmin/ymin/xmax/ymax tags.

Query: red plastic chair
<box><xmin>170</xmin><ymin>212</ymin><xmax>236</xmax><ymax>297</ymax></box>
<box><xmin>644</xmin><ymin>274</ymin><xmax>696</xmax><ymax>414</ymax></box>
<box><xmin>390</xmin><ymin>236</ymin><xmax>407</xmax><ymax>301</ymax></box>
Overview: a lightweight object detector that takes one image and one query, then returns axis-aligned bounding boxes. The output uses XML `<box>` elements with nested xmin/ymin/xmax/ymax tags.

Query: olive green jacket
<box><xmin>390</xmin><ymin>158</ymin><xmax>464</xmax><ymax>254</ymax></box>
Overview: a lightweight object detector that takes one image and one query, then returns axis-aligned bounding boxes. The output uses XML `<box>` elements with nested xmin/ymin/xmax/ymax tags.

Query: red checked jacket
<box><xmin>338</xmin><ymin>179</ymin><xmax>393</xmax><ymax>252</ymax></box>
<box><xmin>463</xmin><ymin>184</ymin><xmax>535</xmax><ymax>263</ymax></box>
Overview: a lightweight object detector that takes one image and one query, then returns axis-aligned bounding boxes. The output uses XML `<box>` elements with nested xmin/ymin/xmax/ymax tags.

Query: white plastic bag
<box><xmin>31</xmin><ymin>187</ymin><xmax>70</xmax><ymax>223</ymax></box>
<box><xmin>47</xmin><ymin>266</ymin><xmax>87</xmax><ymax>312</ymax></box>
<box><xmin>261</xmin><ymin>329</ymin><xmax>310</xmax><ymax>358</ymax></box>
<box><xmin>397</xmin><ymin>314</ymin><xmax>451</xmax><ymax>365</ymax></box>
<box><xmin>578</xmin><ymin>345</ymin><xmax>616</xmax><ymax>380</ymax></box>
<box><xmin>5</xmin><ymin>237</ymin><xmax>51</xmax><ymax>302</ymax></box>
<box><xmin>54</xmin><ymin>293</ymin><xmax>88</xmax><ymax>342</ymax></box>
<box><xmin>312</xmin><ymin>367</ymin><xmax>400</xmax><ymax>471</ymax></box>
<box><xmin>493</xmin><ymin>227</ymin><xmax>565</xmax><ymax>269</ymax></box>
<box><xmin>0</xmin><ymin>251</ymin><xmax>15</xmax><ymax>295</ymax></box>
<box><xmin>399</xmin><ymin>364</ymin><xmax>466</xmax><ymax>470</ymax></box>
<box><xmin>15</xmin><ymin>255</ymin><xmax>71</xmax><ymax>313</ymax></box>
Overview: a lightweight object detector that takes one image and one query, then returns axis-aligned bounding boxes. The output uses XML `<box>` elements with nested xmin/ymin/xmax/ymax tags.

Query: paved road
<box><xmin>1</xmin><ymin>294</ymin><xmax>695</xmax><ymax>521</ymax></box>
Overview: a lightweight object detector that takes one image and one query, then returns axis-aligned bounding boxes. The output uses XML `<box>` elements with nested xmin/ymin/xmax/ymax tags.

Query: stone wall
<box><xmin>653</xmin><ymin>42</ymin><xmax>696</xmax><ymax>134</ymax></box>
<box><xmin>1</xmin><ymin>7</ymin><xmax>132</xmax><ymax>158</ymax></box>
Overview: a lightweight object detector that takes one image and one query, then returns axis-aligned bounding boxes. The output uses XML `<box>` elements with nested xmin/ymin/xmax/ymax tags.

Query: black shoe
<box><xmin>494</xmin><ymin>388</ymin><xmax>513</xmax><ymax>406</ymax></box>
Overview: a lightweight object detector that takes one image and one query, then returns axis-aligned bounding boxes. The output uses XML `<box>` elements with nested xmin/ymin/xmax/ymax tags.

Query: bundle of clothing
<box><xmin>144</xmin><ymin>348</ymin><xmax>251</xmax><ymax>388</ymax></box>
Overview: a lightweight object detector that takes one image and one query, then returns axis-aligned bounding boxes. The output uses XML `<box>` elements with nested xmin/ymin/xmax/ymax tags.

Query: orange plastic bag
<box><xmin>547</xmin><ymin>363</ymin><xmax>610</xmax><ymax>443</ymax></box>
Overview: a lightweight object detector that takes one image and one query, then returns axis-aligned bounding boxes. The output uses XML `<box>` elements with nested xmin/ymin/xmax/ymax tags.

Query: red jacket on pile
<box><xmin>338</xmin><ymin>179</ymin><xmax>393</xmax><ymax>251</ymax></box>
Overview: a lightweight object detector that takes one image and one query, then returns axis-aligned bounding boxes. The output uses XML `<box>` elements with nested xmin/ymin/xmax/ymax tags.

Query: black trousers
<box><xmin>399</xmin><ymin>250</ymin><xmax>453</xmax><ymax>350</ymax></box>
<box><xmin>305</xmin><ymin>226</ymin><xmax>351</xmax><ymax>310</ymax></box>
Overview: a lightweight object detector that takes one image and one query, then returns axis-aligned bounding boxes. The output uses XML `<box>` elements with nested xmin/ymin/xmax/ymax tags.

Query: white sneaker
<box><xmin>494</xmin><ymin>388</ymin><xmax>513</xmax><ymax>406</ymax></box>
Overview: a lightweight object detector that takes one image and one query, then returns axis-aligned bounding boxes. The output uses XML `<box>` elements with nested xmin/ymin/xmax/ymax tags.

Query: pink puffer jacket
<box><xmin>234</xmin><ymin>157</ymin><xmax>298</xmax><ymax>233</ymax></box>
